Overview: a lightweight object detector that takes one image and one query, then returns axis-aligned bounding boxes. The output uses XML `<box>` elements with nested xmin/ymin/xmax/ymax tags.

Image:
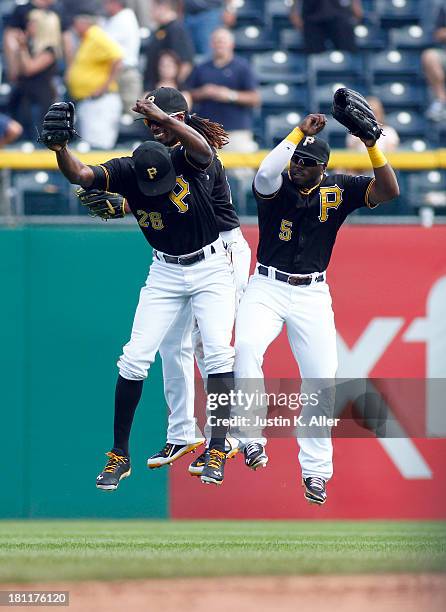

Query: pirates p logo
<box><xmin>147</xmin><ymin>96</ymin><xmax>155</xmax><ymax>103</ymax></box>
<box><xmin>147</xmin><ymin>167</ymin><xmax>157</xmax><ymax>180</ymax></box>
<box><xmin>303</xmin><ymin>136</ymin><xmax>315</xmax><ymax>146</ymax></box>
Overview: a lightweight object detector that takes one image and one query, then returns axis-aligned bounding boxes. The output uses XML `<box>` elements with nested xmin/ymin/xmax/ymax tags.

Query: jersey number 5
<box><xmin>169</xmin><ymin>176</ymin><xmax>190</xmax><ymax>213</ymax></box>
<box><xmin>279</xmin><ymin>219</ymin><xmax>293</xmax><ymax>241</ymax></box>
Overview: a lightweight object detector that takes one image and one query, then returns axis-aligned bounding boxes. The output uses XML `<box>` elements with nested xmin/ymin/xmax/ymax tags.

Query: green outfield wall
<box><xmin>1</xmin><ymin>227</ymin><xmax>168</xmax><ymax>518</ymax></box>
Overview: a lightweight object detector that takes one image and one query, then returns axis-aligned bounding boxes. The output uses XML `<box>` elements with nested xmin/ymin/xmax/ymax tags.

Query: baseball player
<box><xmin>79</xmin><ymin>87</ymin><xmax>251</xmax><ymax>475</ymax></box>
<box><xmin>40</xmin><ymin>97</ymin><xmax>237</xmax><ymax>487</ymax></box>
<box><xmin>139</xmin><ymin>88</ymin><xmax>251</xmax><ymax>475</ymax></box>
<box><xmin>234</xmin><ymin>112</ymin><xmax>399</xmax><ymax>504</ymax></box>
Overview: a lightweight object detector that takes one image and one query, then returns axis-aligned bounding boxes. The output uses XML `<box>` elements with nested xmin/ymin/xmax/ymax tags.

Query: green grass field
<box><xmin>1</xmin><ymin>521</ymin><xmax>445</xmax><ymax>582</ymax></box>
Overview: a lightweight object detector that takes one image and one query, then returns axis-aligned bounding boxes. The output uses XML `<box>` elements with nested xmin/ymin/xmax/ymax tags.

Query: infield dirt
<box><xmin>4</xmin><ymin>574</ymin><xmax>446</xmax><ymax>612</ymax></box>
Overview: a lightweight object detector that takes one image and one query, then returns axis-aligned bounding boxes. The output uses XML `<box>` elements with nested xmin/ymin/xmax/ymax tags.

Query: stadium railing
<box><xmin>0</xmin><ymin>149</ymin><xmax>445</xmax><ymax>224</ymax></box>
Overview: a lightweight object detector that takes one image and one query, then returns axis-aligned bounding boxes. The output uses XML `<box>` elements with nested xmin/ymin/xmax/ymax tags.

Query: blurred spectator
<box><xmin>60</xmin><ymin>1</ymin><xmax>103</xmax><ymax>63</ymax></box>
<box><xmin>289</xmin><ymin>0</ymin><xmax>362</xmax><ymax>54</ymax></box>
<box><xmin>422</xmin><ymin>3</ymin><xmax>446</xmax><ymax>122</ymax></box>
<box><xmin>102</xmin><ymin>0</ymin><xmax>143</xmax><ymax>115</ymax></box>
<box><xmin>66</xmin><ymin>13</ymin><xmax>123</xmax><ymax>149</ymax></box>
<box><xmin>8</xmin><ymin>9</ymin><xmax>62</xmax><ymax>140</ymax></box>
<box><xmin>60</xmin><ymin>0</ymin><xmax>103</xmax><ymax>27</ymax></box>
<box><xmin>2</xmin><ymin>0</ymin><xmax>85</xmax><ymax>73</ymax></box>
<box><xmin>0</xmin><ymin>113</ymin><xmax>23</xmax><ymax>148</ymax></box>
<box><xmin>154</xmin><ymin>50</ymin><xmax>192</xmax><ymax>108</ymax></box>
<box><xmin>3</xmin><ymin>0</ymin><xmax>57</xmax><ymax>81</ymax></box>
<box><xmin>185</xmin><ymin>27</ymin><xmax>260</xmax><ymax>153</ymax></box>
<box><xmin>126</xmin><ymin>0</ymin><xmax>154</xmax><ymax>28</ymax></box>
<box><xmin>181</xmin><ymin>1</ymin><xmax>237</xmax><ymax>57</ymax></box>
<box><xmin>143</xmin><ymin>0</ymin><xmax>195</xmax><ymax>90</ymax></box>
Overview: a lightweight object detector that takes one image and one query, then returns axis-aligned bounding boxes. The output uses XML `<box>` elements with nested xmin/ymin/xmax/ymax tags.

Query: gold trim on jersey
<box><xmin>365</xmin><ymin>178</ymin><xmax>379</xmax><ymax>208</ymax></box>
<box><xmin>253</xmin><ymin>184</ymin><xmax>282</xmax><ymax>199</ymax></box>
<box><xmin>287</xmin><ymin>170</ymin><xmax>324</xmax><ymax>195</ymax></box>
<box><xmin>98</xmin><ymin>164</ymin><xmax>110</xmax><ymax>192</ymax></box>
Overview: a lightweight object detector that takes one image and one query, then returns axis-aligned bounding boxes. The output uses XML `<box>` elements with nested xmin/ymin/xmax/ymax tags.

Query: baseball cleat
<box><xmin>189</xmin><ymin>444</ymin><xmax>239</xmax><ymax>476</ymax></box>
<box><xmin>147</xmin><ymin>441</ymin><xmax>203</xmax><ymax>469</ymax></box>
<box><xmin>244</xmin><ymin>442</ymin><xmax>268</xmax><ymax>470</ymax></box>
<box><xmin>188</xmin><ymin>451</ymin><xmax>207</xmax><ymax>476</ymax></box>
<box><xmin>302</xmin><ymin>477</ymin><xmax>327</xmax><ymax>505</ymax></box>
<box><xmin>200</xmin><ymin>449</ymin><xmax>226</xmax><ymax>485</ymax></box>
<box><xmin>96</xmin><ymin>451</ymin><xmax>131</xmax><ymax>491</ymax></box>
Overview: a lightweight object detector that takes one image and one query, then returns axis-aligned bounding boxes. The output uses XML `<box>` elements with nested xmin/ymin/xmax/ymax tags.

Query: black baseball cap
<box><xmin>293</xmin><ymin>136</ymin><xmax>330</xmax><ymax>164</ymax></box>
<box><xmin>132</xmin><ymin>141</ymin><xmax>176</xmax><ymax>196</ymax></box>
<box><xmin>144</xmin><ymin>87</ymin><xmax>189</xmax><ymax>114</ymax></box>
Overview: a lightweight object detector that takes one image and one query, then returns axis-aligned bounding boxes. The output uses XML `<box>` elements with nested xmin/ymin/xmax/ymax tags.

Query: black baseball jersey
<box><xmin>254</xmin><ymin>172</ymin><xmax>375</xmax><ymax>274</ymax></box>
<box><xmin>211</xmin><ymin>154</ymin><xmax>240</xmax><ymax>232</ymax></box>
<box><xmin>90</xmin><ymin>146</ymin><xmax>222</xmax><ymax>255</ymax></box>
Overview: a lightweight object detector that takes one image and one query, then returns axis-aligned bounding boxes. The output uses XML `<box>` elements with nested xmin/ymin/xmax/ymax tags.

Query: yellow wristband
<box><xmin>285</xmin><ymin>127</ymin><xmax>304</xmax><ymax>146</ymax></box>
<box><xmin>367</xmin><ymin>143</ymin><xmax>387</xmax><ymax>168</ymax></box>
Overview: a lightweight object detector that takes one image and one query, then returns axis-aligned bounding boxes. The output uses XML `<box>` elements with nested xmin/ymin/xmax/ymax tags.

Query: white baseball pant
<box><xmin>76</xmin><ymin>92</ymin><xmax>122</xmax><ymax>150</ymax></box>
<box><xmin>118</xmin><ymin>238</ymin><xmax>236</xmax><ymax>390</ymax></box>
<box><xmin>234</xmin><ymin>265</ymin><xmax>338</xmax><ymax>480</ymax></box>
<box><xmin>158</xmin><ymin>227</ymin><xmax>251</xmax><ymax>445</ymax></box>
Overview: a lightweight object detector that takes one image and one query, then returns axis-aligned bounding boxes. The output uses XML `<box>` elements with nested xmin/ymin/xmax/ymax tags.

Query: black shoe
<box><xmin>147</xmin><ymin>441</ymin><xmax>203</xmax><ymax>469</ymax></box>
<box><xmin>96</xmin><ymin>451</ymin><xmax>131</xmax><ymax>491</ymax></box>
<box><xmin>189</xmin><ymin>443</ymin><xmax>239</xmax><ymax>476</ymax></box>
<box><xmin>244</xmin><ymin>442</ymin><xmax>268</xmax><ymax>470</ymax></box>
<box><xmin>188</xmin><ymin>451</ymin><xmax>207</xmax><ymax>476</ymax></box>
<box><xmin>200</xmin><ymin>449</ymin><xmax>226</xmax><ymax>485</ymax></box>
<box><xmin>302</xmin><ymin>477</ymin><xmax>327</xmax><ymax>505</ymax></box>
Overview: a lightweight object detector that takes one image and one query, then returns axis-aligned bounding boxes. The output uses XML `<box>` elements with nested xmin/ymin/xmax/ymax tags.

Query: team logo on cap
<box><xmin>147</xmin><ymin>167</ymin><xmax>158</xmax><ymax>180</ymax></box>
<box><xmin>302</xmin><ymin>137</ymin><xmax>315</xmax><ymax>146</ymax></box>
<box><xmin>147</xmin><ymin>96</ymin><xmax>155</xmax><ymax>102</ymax></box>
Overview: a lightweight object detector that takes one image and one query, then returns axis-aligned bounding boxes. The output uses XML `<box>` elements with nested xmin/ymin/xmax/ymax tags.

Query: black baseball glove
<box><xmin>77</xmin><ymin>188</ymin><xmax>126</xmax><ymax>220</ymax></box>
<box><xmin>332</xmin><ymin>88</ymin><xmax>383</xmax><ymax>142</ymax></box>
<box><xmin>39</xmin><ymin>102</ymin><xmax>77</xmax><ymax>149</ymax></box>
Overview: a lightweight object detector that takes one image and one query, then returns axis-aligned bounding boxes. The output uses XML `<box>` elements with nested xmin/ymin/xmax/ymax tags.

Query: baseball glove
<box><xmin>77</xmin><ymin>188</ymin><xmax>126</xmax><ymax>220</ymax></box>
<box><xmin>39</xmin><ymin>102</ymin><xmax>77</xmax><ymax>148</ymax></box>
<box><xmin>332</xmin><ymin>88</ymin><xmax>383</xmax><ymax>142</ymax></box>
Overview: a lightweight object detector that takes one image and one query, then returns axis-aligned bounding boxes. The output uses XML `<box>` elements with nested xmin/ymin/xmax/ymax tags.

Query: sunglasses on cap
<box><xmin>137</xmin><ymin>112</ymin><xmax>185</xmax><ymax>127</ymax></box>
<box><xmin>291</xmin><ymin>156</ymin><xmax>322</xmax><ymax>167</ymax></box>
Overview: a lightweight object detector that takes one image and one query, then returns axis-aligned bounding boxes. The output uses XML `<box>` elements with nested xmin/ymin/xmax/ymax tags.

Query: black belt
<box><xmin>258</xmin><ymin>265</ymin><xmax>324</xmax><ymax>286</ymax></box>
<box><xmin>155</xmin><ymin>245</ymin><xmax>216</xmax><ymax>266</ymax></box>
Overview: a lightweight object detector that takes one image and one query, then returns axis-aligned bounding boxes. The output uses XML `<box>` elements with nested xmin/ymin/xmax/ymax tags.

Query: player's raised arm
<box><xmin>40</xmin><ymin>102</ymin><xmax>94</xmax><ymax>188</ymax></box>
<box><xmin>254</xmin><ymin>114</ymin><xmax>326</xmax><ymax>196</ymax></box>
<box><xmin>133</xmin><ymin>98</ymin><xmax>213</xmax><ymax>167</ymax></box>
<box><xmin>332</xmin><ymin>88</ymin><xmax>399</xmax><ymax>205</ymax></box>
<box><xmin>359</xmin><ymin>139</ymin><xmax>400</xmax><ymax>205</ymax></box>
<box><xmin>55</xmin><ymin>147</ymin><xmax>95</xmax><ymax>188</ymax></box>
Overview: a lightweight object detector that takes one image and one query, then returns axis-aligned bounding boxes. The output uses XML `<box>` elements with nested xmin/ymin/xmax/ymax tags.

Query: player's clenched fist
<box><xmin>132</xmin><ymin>98</ymin><xmax>169</xmax><ymax>124</ymax></box>
<box><xmin>298</xmin><ymin>114</ymin><xmax>327</xmax><ymax>136</ymax></box>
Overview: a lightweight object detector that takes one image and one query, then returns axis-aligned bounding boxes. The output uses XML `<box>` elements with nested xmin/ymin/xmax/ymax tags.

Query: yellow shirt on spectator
<box><xmin>67</xmin><ymin>25</ymin><xmax>123</xmax><ymax>100</ymax></box>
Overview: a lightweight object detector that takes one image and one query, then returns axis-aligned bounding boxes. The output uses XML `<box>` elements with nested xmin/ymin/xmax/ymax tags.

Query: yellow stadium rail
<box><xmin>0</xmin><ymin>149</ymin><xmax>445</xmax><ymax>170</ymax></box>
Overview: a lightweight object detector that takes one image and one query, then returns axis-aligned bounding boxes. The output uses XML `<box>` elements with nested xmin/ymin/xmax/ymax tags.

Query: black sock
<box><xmin>207</xmin><ymin>372</ymin><xmax>234</xmax><ymax>452</ymax></box>
<box><xmin>113</xmin><ymin>375</ymin><xmax>144</xmax><ymax>456</ymax></box>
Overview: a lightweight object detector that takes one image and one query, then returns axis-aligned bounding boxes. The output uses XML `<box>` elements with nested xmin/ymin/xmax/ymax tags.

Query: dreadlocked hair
<box><xmin>185</xmin><ymin>113</ymin><xmax>229</xmax><ymax>149</ymax></box>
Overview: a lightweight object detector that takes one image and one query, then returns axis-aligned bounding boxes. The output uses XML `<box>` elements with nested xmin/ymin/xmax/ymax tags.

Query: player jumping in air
<box><xmin>40</xmin><ymin>97</ymin><xmax>237</xmax><ymax>488</ymax></box>
<box><xmin>233</xmin><ymin>107</ymin><xmax>399</xmax><ymax>505</ymax></box>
